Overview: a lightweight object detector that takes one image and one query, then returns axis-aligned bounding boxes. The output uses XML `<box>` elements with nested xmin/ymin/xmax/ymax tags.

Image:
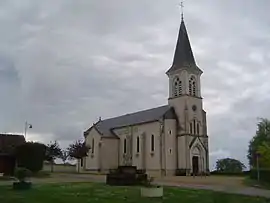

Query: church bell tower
<box><xmin>166</xmin><ymin>15</ymin><xmax>209</xmax><ymax>174</ymax></box>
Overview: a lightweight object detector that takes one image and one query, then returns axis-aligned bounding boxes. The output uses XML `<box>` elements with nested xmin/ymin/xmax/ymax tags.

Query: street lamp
<box><xmin>24</xmin><ymin>121</ymin><xmax>32</xmax><ymax>140</ymax></box>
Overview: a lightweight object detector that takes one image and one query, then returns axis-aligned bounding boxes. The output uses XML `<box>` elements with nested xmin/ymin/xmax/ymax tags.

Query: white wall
<box><xmin>164</xmin><ymin>119</ymin><xmax>177</xmax><ymax>172</ymax></box>
<box><xmin>101</xmin><ymin>138</ymin><xmax>119</xmax><ymax>170</ymax></box>
<box><xmin>84</xmin><ymin>127</ymin><xmax>101</xmax><ymax>170</ymax></box>
<box><xmin>113</xmin><ymin>121</ymin><xmax>162</xmax><ymax>170</ymax></box>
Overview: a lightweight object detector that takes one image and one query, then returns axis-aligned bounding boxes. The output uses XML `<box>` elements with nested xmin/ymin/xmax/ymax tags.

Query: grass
<box><xmin>244</xmin><ymin>178</ymin><xmax>270</xmax><ymax>190</ymax></box>
<box><xmin>0</xmin><ymin>183</ymin><xmax>269</xmax><ymax>203</ymax></box>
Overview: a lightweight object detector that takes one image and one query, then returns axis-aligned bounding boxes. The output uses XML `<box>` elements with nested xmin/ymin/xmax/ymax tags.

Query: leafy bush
<box><xmin>15</xmin><ymin>168</ymin><xmax>31</xmax><ymax>182</ymax></box>
<box><xmin>210</xmin><ymin>170</ymin><xmax>249</xmax><ymax>176</ymax></box>
<box><xmin>16</xmin><ymin>142</ymin><xmax>46</xmax><ymax>173</ymax></box>
<box><xmin>250</xmin><ymin>169</ymin><xmax>270</xmax><ymax>183</ymax></box>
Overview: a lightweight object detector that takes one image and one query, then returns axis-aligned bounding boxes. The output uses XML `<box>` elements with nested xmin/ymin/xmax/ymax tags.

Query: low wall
<box><xmin>42</xmin><ymin>163</ymin><xmax>76</xmax><ymax>173</ymax></box>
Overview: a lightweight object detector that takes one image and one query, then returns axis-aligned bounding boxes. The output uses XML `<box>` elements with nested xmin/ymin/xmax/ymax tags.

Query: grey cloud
<box><xmin>0</xmin><ymin>0</ymin><xmax>270</xmax><ymax>169</ymax></box>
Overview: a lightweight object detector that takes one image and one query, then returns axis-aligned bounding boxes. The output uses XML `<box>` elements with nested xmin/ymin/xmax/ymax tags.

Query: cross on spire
<box><xmin>180</xmin><ymin>1</ymin><xmax>184</xmax><ymax>21</ymax></box>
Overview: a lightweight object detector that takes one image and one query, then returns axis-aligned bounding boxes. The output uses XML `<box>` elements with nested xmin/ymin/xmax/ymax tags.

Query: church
<box><xmin>82</xmin><ymin>16</ymin><xmax>209</xmax><ymax>176</ymax></box>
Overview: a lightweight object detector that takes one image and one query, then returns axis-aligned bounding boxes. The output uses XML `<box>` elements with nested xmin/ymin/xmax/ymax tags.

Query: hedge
<box><xmin>210</xmin><ymin>170</ymin><xmax>250</xmax><ymax>176</ymax></box>
<box><xmin>16</xmin><ymin>142</ymin><xmax>46</xmax><ymax>173</ymax></box>
<box><xmin>250</xmin><ymin>169</ymin><xmax>270</xmax><ymax>183</ymax></box>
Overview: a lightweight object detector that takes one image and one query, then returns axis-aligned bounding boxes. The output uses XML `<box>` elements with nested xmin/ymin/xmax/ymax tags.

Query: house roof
<box><xmin>167</xmin><ymin>19</ymin><xmax>201</xmax><ymax>74</ymax></box>
<box><xmin>84</xmin><ymin>105</ymin><xmax>176</xmax><ymax>138</ymax></box>
<box><xmin>0</xmin><ymin>134</ymin><xmax>25</xmax><ymax>154</ymax></box>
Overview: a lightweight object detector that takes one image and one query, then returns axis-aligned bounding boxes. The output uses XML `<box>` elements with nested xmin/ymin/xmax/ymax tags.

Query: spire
<box><xmin>180</xmin><ymin>1</ymin><xmax>184</xmax><ymax>22</ymax></box>
<box><xmin>166</xmin><ymin>18</ymin><xmax>198</xmax><ymax>74</ymax></box>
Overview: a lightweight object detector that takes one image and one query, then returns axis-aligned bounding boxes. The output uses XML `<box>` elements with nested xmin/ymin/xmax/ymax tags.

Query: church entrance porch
<box><xmin>190</xmin><ymin>142</ymin><xmax>206</xmax><ymax>175</ymax></box>
<box><xmin>192</xmin><ymin>156</ymin><xmax>199</xmax><ymax>175</ymax></box>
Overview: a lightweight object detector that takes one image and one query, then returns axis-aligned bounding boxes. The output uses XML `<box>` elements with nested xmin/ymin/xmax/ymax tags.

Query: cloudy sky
<box><xmin>1</xmin><ymin>0</ymin><xmax>270</xmax><ymax>169</ymax></box>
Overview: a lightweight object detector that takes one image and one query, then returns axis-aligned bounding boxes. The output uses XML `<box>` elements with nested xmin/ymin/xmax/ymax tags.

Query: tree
<box><xmin>215</xmin><ymin>158</ymin><xmax>246</xmax><ymax>173</ymax></box>
<box><xmin>45</xmin><ymin>141</ymin><xmax>62</xmax><ymax>172</ymax></box>
<box><xmin>257</xmin><ymin>142</ymin><xmax>270</xmax><ymax>168</ymax></box>
<box><xmin>248</xmin><ymin>118</ymin><xmax>270</xmax><ymax>168</ymax></box>
<box><xmin>67</xmin><ymin>140</ymin><xmax>90</xmax><ymax>173</ymax></box>
<box><xmin>16</xmin><ymin>142</ymin><xmax>46</xmax><ymax>173</ymax></box>
<box><xmin>60</xmin><ymin>150</ymin><xmax>69</xmax><ymax>165</ymax></box>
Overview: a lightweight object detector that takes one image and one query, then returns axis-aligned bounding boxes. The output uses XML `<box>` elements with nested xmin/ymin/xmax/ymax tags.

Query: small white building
<box><xmin>82</xmin><ymin>17</ymin><xmax>209</xmax><ymax>176</ymax></box>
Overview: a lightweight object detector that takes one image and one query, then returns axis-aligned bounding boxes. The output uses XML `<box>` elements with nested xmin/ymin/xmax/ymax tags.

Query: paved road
<box><xmin>1</xmin><ymin>174</ymin><xmax>269</xmax><ymax>198</ymax></box>
<box><xmin>155</xmin><ymin>181</ymin><xmax>270</xmax><ymax>198</ymax></box>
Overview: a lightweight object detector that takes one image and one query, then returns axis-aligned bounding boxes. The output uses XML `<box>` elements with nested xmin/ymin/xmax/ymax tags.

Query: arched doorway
<box><xmin>191</xmin><ymin>146</ymin><xmax>201</xmax><ymax>175</ymax></box>
<box><xmin>192</xmin><ymin>156</ymin><xmax>199</xmax><ymax>175</ymax></box>
<box><xmin>190</xmin><ymin>144</ymin><xmax>205</xmax><ymax>175</ymax></box>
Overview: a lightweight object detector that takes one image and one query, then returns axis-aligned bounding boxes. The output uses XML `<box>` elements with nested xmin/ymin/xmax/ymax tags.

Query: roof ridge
<box><xmin>85</xmin><ymin>105</ymin><xmax>173</xmax><ymax>138</ymax></box>
<box><xmin>101</xmin><ymin>105</ymin><xmax>169</xmax><ymax>122</ymax></box>
<box><xmin>0</xmin><ymin>134</ymin><xmax>24</xmax><ymax>137</ymax></box>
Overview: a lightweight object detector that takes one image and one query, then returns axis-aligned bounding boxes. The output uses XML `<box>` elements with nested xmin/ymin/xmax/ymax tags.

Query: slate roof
<box><xmin>167</xmin><ymin>19</ymin><xmax>200</xmax><ymax>74</ymax></box>
<box><xmin>84</xmin><ymin>105</ymin><xmax>176</xmax><ymax>138</ymax></box>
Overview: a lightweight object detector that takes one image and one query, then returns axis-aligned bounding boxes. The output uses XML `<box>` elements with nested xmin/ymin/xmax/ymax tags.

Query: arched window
<box><xmin>174</xmin><ymin>81</ymin><xmax>178</xmax><ymax>97</ymax></box>
<box><xmin>197</xmin><ymin>123</ymin><xmax>200</xmax><ymax>135</ymax></box>
<box><xmin>190</xmin><ymin>123</ymin><xmax>193</xmax><ymax>134</ymax></box>
<box><xmin>173</xmin><ymin>77</ymin><xmax>180</xmax><ymax>97</ymax></box>
<box><xmin>124</xmin><ymin>138</ymin><xmax>127</xmax><ymax>154</ymax></box>
<box><xmin>189</xmin><ymin>76</ymin><xmax>196</xmax><ymax>96</ymax></box>
<box><xmin>178</xmin><ymin>81</ymin><xmax>182</xmax><ymax>95</ymax></box>
<box><xmin>136</xmin><ymin>136</ymin><xmax>140</xmax><ymax>153</ymax></box>
<box><xmin>189</xmin><ymin>80</ymin><xmax>192</xmax><ymax>95</ymax></box>
<box><xmin>92</xmin><ymin>138</ymin><xmax>94</xmax><ymax>154</ymax></box>
<box><xmin>193</xmin><ymin>120</ymin><xmax>196</xmax><ymax>135</ymax></box>
<box><xmin>151</xmin><ymin>134</ymin><xmax>155</xmax><ymax>152</ymax></box>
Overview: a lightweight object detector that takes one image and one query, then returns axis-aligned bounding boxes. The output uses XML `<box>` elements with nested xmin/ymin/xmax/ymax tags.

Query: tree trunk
<box><xmin>50</xmin><ymin>160</ymin><xmax>54</xmax><ymax>173</ymax></box>
<box><xmin>77</xmin><ymin>159</ymin><xmax>80</xmax><ymax>173</ymax></box>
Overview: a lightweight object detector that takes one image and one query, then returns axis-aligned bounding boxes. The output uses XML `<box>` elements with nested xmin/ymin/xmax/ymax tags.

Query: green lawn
<box><xmin>0</xmin><ymin>183</ymin><xmax>269</xmax><ymax>203</ymax></box>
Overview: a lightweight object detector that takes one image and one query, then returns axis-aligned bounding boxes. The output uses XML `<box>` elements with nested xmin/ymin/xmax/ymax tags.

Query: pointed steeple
<box><xmin>166</xmin><ymin>19</ymin><xmax>199</xmax><ymax>74</ymax></box>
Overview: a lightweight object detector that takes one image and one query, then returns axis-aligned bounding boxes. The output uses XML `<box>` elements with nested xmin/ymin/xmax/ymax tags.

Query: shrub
<box><xmin>15</xmin><ymin>168</ymin><xmax>32</xmax><ymax>182</ymax></box>
<box><xmin>210</xmin><ymin>170</ymin><xmax>247</xmax><ymax>176</ymax></box>
<box><xmin>250</xmin><ymin>169</ymin><xmax>270</xmax><ymax>183</ymax></box>
<box><xmin>16</xmin><ymin>142</ymin><xmax>46</xmax><ymax>173</ymax></box>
